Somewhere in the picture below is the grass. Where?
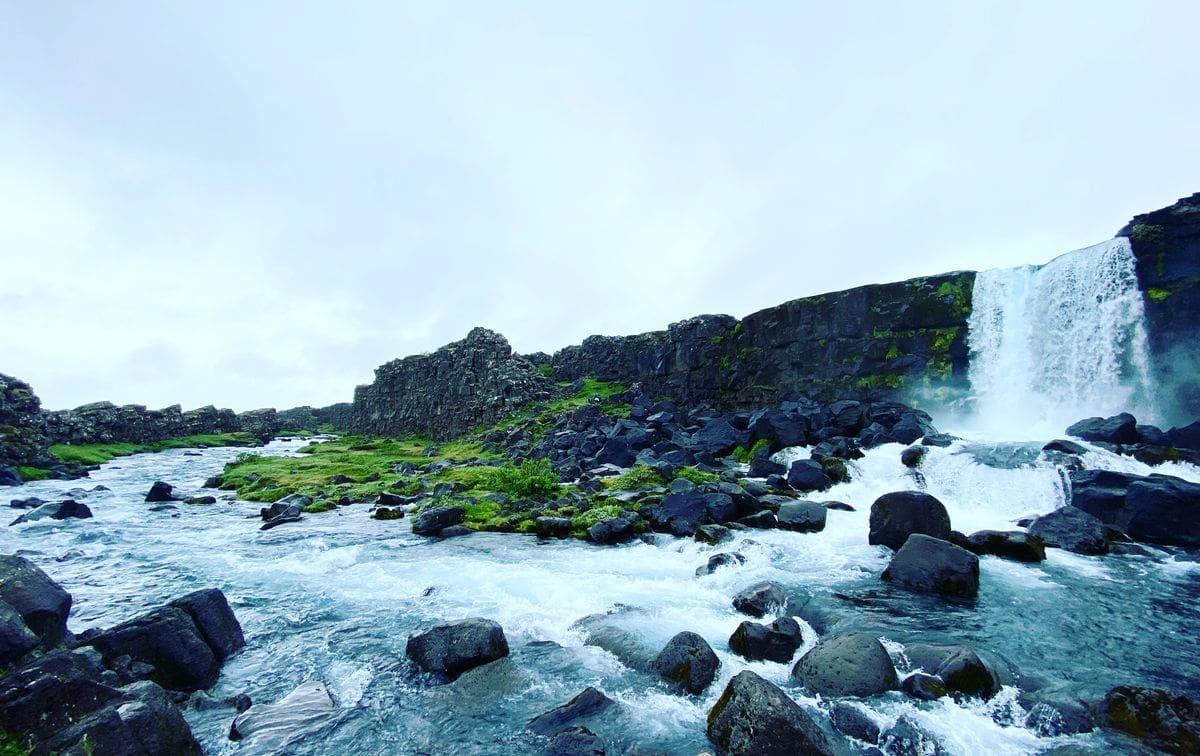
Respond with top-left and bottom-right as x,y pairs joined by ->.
480,459 -> 561,498
49,432 -> 258,466
15,466 -> 53,481
675,467 -> 719,485
603,465 -> 664,490
731,439 -> 771,463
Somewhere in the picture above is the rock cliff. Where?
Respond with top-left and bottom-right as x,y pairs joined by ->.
349,327 -> 558,441
1119,192 -> 1200,422
0,374 -> 55,472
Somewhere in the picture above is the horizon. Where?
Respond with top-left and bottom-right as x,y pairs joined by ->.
4,3 -> 1198,412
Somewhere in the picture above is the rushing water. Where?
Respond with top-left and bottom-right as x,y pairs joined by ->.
966,237 -> 1156,438
4,436 -> 1200,754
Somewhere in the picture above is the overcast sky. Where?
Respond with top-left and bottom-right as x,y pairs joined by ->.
2,2 -> 1197,412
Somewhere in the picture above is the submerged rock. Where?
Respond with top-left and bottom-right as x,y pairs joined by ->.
145,481 -> 183,502
651,631 -> 719,695
706,670 -> 834,755
964,530 -> 1046,562
696,552 -> 746,577
528,686 -> 615,737
229,680 -> 338,749
791,632 -> 898,697
9,498 -> 93,525
881,534 -> 979,598
1027,506 -> 1110,555
775,501 -> 827,532
1104,685 -> 1200,753
405,618 -> 510,680
906,643 -> 1000,700
731,581 -> 786,618
829,700 -> 882,743
868,491 -> 952,550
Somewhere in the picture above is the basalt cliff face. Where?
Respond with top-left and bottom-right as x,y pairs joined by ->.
1120,192 -> 1200,422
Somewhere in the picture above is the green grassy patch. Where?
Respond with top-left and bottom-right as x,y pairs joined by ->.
480,459 -> 561,498
50,432 -> 258,466
1147,287 -> 1172,301
731,438 -> 771,463
603,465 -> 664,490
675,467 -> 719,485
15,466 -> 53,481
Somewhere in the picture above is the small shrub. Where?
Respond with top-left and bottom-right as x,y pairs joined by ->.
603,465 -> 663,490
482,459 -> 561,498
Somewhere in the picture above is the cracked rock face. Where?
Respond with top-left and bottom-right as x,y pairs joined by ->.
350,327 -> 557,441
0,373 -> 54,470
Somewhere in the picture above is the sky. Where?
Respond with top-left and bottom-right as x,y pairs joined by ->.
2,2 -> 1198,412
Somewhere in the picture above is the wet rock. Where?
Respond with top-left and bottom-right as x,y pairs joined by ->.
785,460 -> 833,492
829,700 -> 881,744
727,617 -> 803,663
184,495 -> 216,505
824,500 -> 855,511
411,504 -> 466,536
1066,413 -> 1138,445
536,516 -> 572,539
8,496 -> 45,509
0,554 -> 72,646
901,672 -> 948,700
748,453 -> 786,478
259,494 -> 309,529
541,726 -> 606,756
868,491 -> 952,550
1167,419 -> 1200,451
373,506 -> 404,520
87,606 -> 220,691
1027,506 -> 1110,555
0,601 -> 38,665
881,534 -> 979,599
145,481 -> 183,502
964,530 -> 1046,562
706,670 -> 834,756
900,445 -> 927,468
528,686 -> 615,737
906,643 -> 1000,700
731,581 -> 786,618
587,511 -> 640,544
775,501 -> 827,532
46,679 -> 203,755
439,525 -> 474,538
791,632 -> 898,697
696,552 -> 746,577
1104,685 -> 1200,754
170,588 -> 245,663
651,631 -> 720,695
737,510 -> 777,529
695,524 -> 732,545
646,491 -> 736,537
230,680 -> 338,749
1122,475 -> 1200,547
406,618 -> 510,680
9,498 -> 93,525
0,649 -> 119,742
881,714 -> 944,755
1043,439 -> 1090,455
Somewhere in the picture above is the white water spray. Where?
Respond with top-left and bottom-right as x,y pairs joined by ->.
966,237 -> 1155,437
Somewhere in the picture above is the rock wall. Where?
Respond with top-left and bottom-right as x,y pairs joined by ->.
349,327 -> 558,441
0,374 -> 54,471
550,272 -> 975,410
277,403 -> 353,432
40,402 -> 279,445
1119,192 -> 1200,423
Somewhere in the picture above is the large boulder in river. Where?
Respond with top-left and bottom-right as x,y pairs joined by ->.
145,481 -> 183,502
9,498 -> 93,525
728,617 -> 804,663
785,460 -> 832,493
868,491 -> 952,550
1070,470 -> 1200,547
1027,506 -> 1110,555
1066,413 -> 1138,444
170,588 -> 245,663
964,530 -> 1046,562
1104,685 -> 1200,753
706,670 -> 834,755
906,643 -> 1000,700
791,632 -> 898,697
411,504 -> 466,536
646,491 -> 735,536
651,631 -> 720,695
0,554 -> 72,646
881,534 -> 979,598
406,618 -> 509,680
775,501 -> 827,532
732,581 -> 786,618
88,606 -> 221,692
230,681 -> 338,749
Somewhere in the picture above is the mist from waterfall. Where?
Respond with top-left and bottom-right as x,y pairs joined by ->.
965,237 -> 1156,438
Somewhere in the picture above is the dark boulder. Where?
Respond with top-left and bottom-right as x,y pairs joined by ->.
0,601 -> 38,665
587,511 -> 640,544
826,400 -> 867,435
259,494 -> 309,530
411,504 -> 466,536
748,452 -> 786,478
737,510 -> 777,529
749,409 -> 808,448
145,481 -> 183,502
964,530 -> 1046,562
891,413 -> 936,444
651,631 -> 720,695
1066,412 -> 1138,444
881,715 -> 943,755
906,643 -> 1000,700
372,506 -> 404,520
9,496 -> 45,509
775,501 -> 827,532
87,606 -> 219,691
1043,439 -> 1090,455
706,670 -> 834,756
791,632 -> 898,697
1028,506 -> 1111,555
868,491 -> 952,550
528,686 -> 615,737
170,588 -> 245,663
405,618 -> 510,680
785,460 -> 832,492
728,617 -> 804,663
0,554 -> 72,646
9,498 -> 93,525
536,516 -> 572,539
902,672 -> 948,700
1069,469 -> 1142,523
732,581 -> 786,618
696,552 -> 746,577
1167,419 -> 1200,450
0,649 -> 121,742
695,524 -> 732,545
0,468 -> 20,487
595,436 -> 635,468
692,418 -> 751,457
541,726 -> 606,756
900,445 -> 927,468
439,525 -> 473,538
45,679 -> 203,755
229,680 -> 338,750
646,492 -> 735,536
881,534 -> 979,599
1104,685 -> 1199,754
1124,476 -> 1200,547
829,700 -> 881,744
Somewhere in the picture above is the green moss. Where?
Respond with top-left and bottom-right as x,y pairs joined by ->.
302,501 -> 337,513
731,322 -> 743,336
14,466 -> 52,481
1147,287 -> 1172,301
50,432 -> 258,466
717,355 -> 732,372
535,363 -> 555,378
603,465 -> 664,490
0,730 -> 30,756
885,343 -> 901,360
675,467 -> 718,485
929,327 -> 959,354
731,438 -> 771,463
570,503 -> 625,532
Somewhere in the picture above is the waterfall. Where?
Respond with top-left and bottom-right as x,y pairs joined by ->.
966,237 -> 1156,437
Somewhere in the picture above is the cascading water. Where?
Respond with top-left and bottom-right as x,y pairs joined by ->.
966,237 -> 1156,437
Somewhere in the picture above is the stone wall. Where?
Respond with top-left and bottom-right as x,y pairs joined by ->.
349,327 -> 558,441
1119,192 -> 1200,423
0,374 -> 54,471
40,402 -> 278,445
277,403 -> 354,433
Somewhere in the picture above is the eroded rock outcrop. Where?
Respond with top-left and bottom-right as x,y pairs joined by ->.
0,374 -> 56,481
